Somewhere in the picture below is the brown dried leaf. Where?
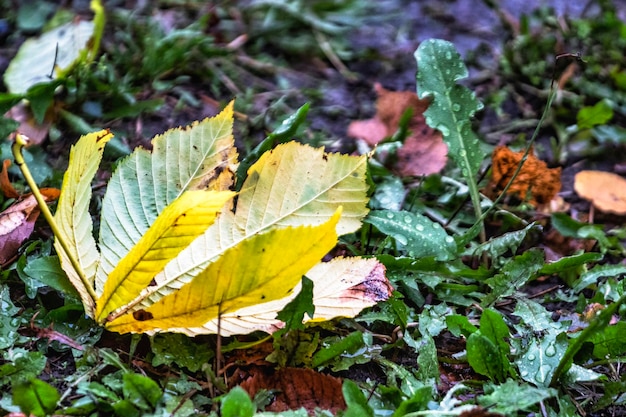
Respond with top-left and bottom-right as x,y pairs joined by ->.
574,170 -> 626,215
0,189 -> 60,266
240,367 -> 345,414
347,83 -> 447,176
486,146 -> 561,206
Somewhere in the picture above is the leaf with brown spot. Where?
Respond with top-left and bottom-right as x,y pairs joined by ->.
347,83 -> 448,176
240,367 -> 345,414
574,170 -> 626,215
486,146 -> 561,206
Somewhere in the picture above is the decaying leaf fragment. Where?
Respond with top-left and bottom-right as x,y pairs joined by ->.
348,83 -> 448,176
0,189 -> 60,266
574,170 -> 626,215
486,146 -> 561,206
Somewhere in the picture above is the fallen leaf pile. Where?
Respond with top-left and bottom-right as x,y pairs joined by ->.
574,170 -> 626,215
486,145 -> 561,206
0,160 -> 60,266
348,83 -> 448,176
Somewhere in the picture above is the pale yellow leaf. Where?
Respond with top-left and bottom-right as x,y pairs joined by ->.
54,129 -> 112,316
104,208 -> 341,333
176,257 -> 391,336
95,190 -> 234,323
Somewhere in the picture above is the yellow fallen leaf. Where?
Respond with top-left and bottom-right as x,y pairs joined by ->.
96,190 -> 234,323
54,129 -> 113,316
180,257 -> 391,336
104,209 -> 342,333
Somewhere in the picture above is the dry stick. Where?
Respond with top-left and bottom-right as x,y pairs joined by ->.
11,134 -> 97,302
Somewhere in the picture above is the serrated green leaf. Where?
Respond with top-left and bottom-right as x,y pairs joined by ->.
21,256 -> 80,299
471,223 -> 538,260
539,252 -> 603,275
13,379 -> 60,417
483,249 -> 544,306
415,39 -> 485,180
0,350 -> 46,385
590,321 -> 626,359
366,210 -> 456,260
513,298 -> 566,333
312,331 -> 365,368
516,332 -> 568,387
445,315 -> 477,338
478,380 -> 557,414
276,276 -> 315,334
150,334 -> 213,373
573,264 -> 626,293
54,129 -> 113,316
96,102 -> 238,294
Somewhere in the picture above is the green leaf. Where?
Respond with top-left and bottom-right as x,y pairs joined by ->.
445,315 -> 477,338
589,321 -> 626,359
150,334 -> 213,372
21,256 -> 80,299
592,124 -> 626,146
276,276 -> 315,334
513,298 -> 566,332
539,252 -> 603,275
415,39 -> 485,186
312,331 -> 365,368
467,333 -> 507,382
573,264 -> 626,293
0,350 -> 46,385
122,373 -> 162,411
471,223 -> 538,260
478,380 -> 557,414
365,210 -> 456,260
483,249 -> 544,306
0,286 -> 21,349
417,334 -> 439,381
343,380 -> 374,417
516,332 -> 568,387
577,99 -> 614,130
221,386 -> 255,417
13,379 -> 60,417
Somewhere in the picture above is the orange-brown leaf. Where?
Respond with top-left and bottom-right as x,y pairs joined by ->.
486,146 -> 561,206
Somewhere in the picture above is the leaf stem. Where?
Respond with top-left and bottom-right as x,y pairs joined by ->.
12,134 -> 97,302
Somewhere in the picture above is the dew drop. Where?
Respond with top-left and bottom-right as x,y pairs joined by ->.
403,215 -> 413,224
445,236 -> 454,243
445,51 -> 452,60
545,344 -> 557,357
437,124 -> 450,136
395,234 -> 408,245
416,224 -> 425,232
527,354 -> 536,361
520,370 -> 528,377
386,212 -> 394,219
459,149 -> 467,157
452,103 -> 461,112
